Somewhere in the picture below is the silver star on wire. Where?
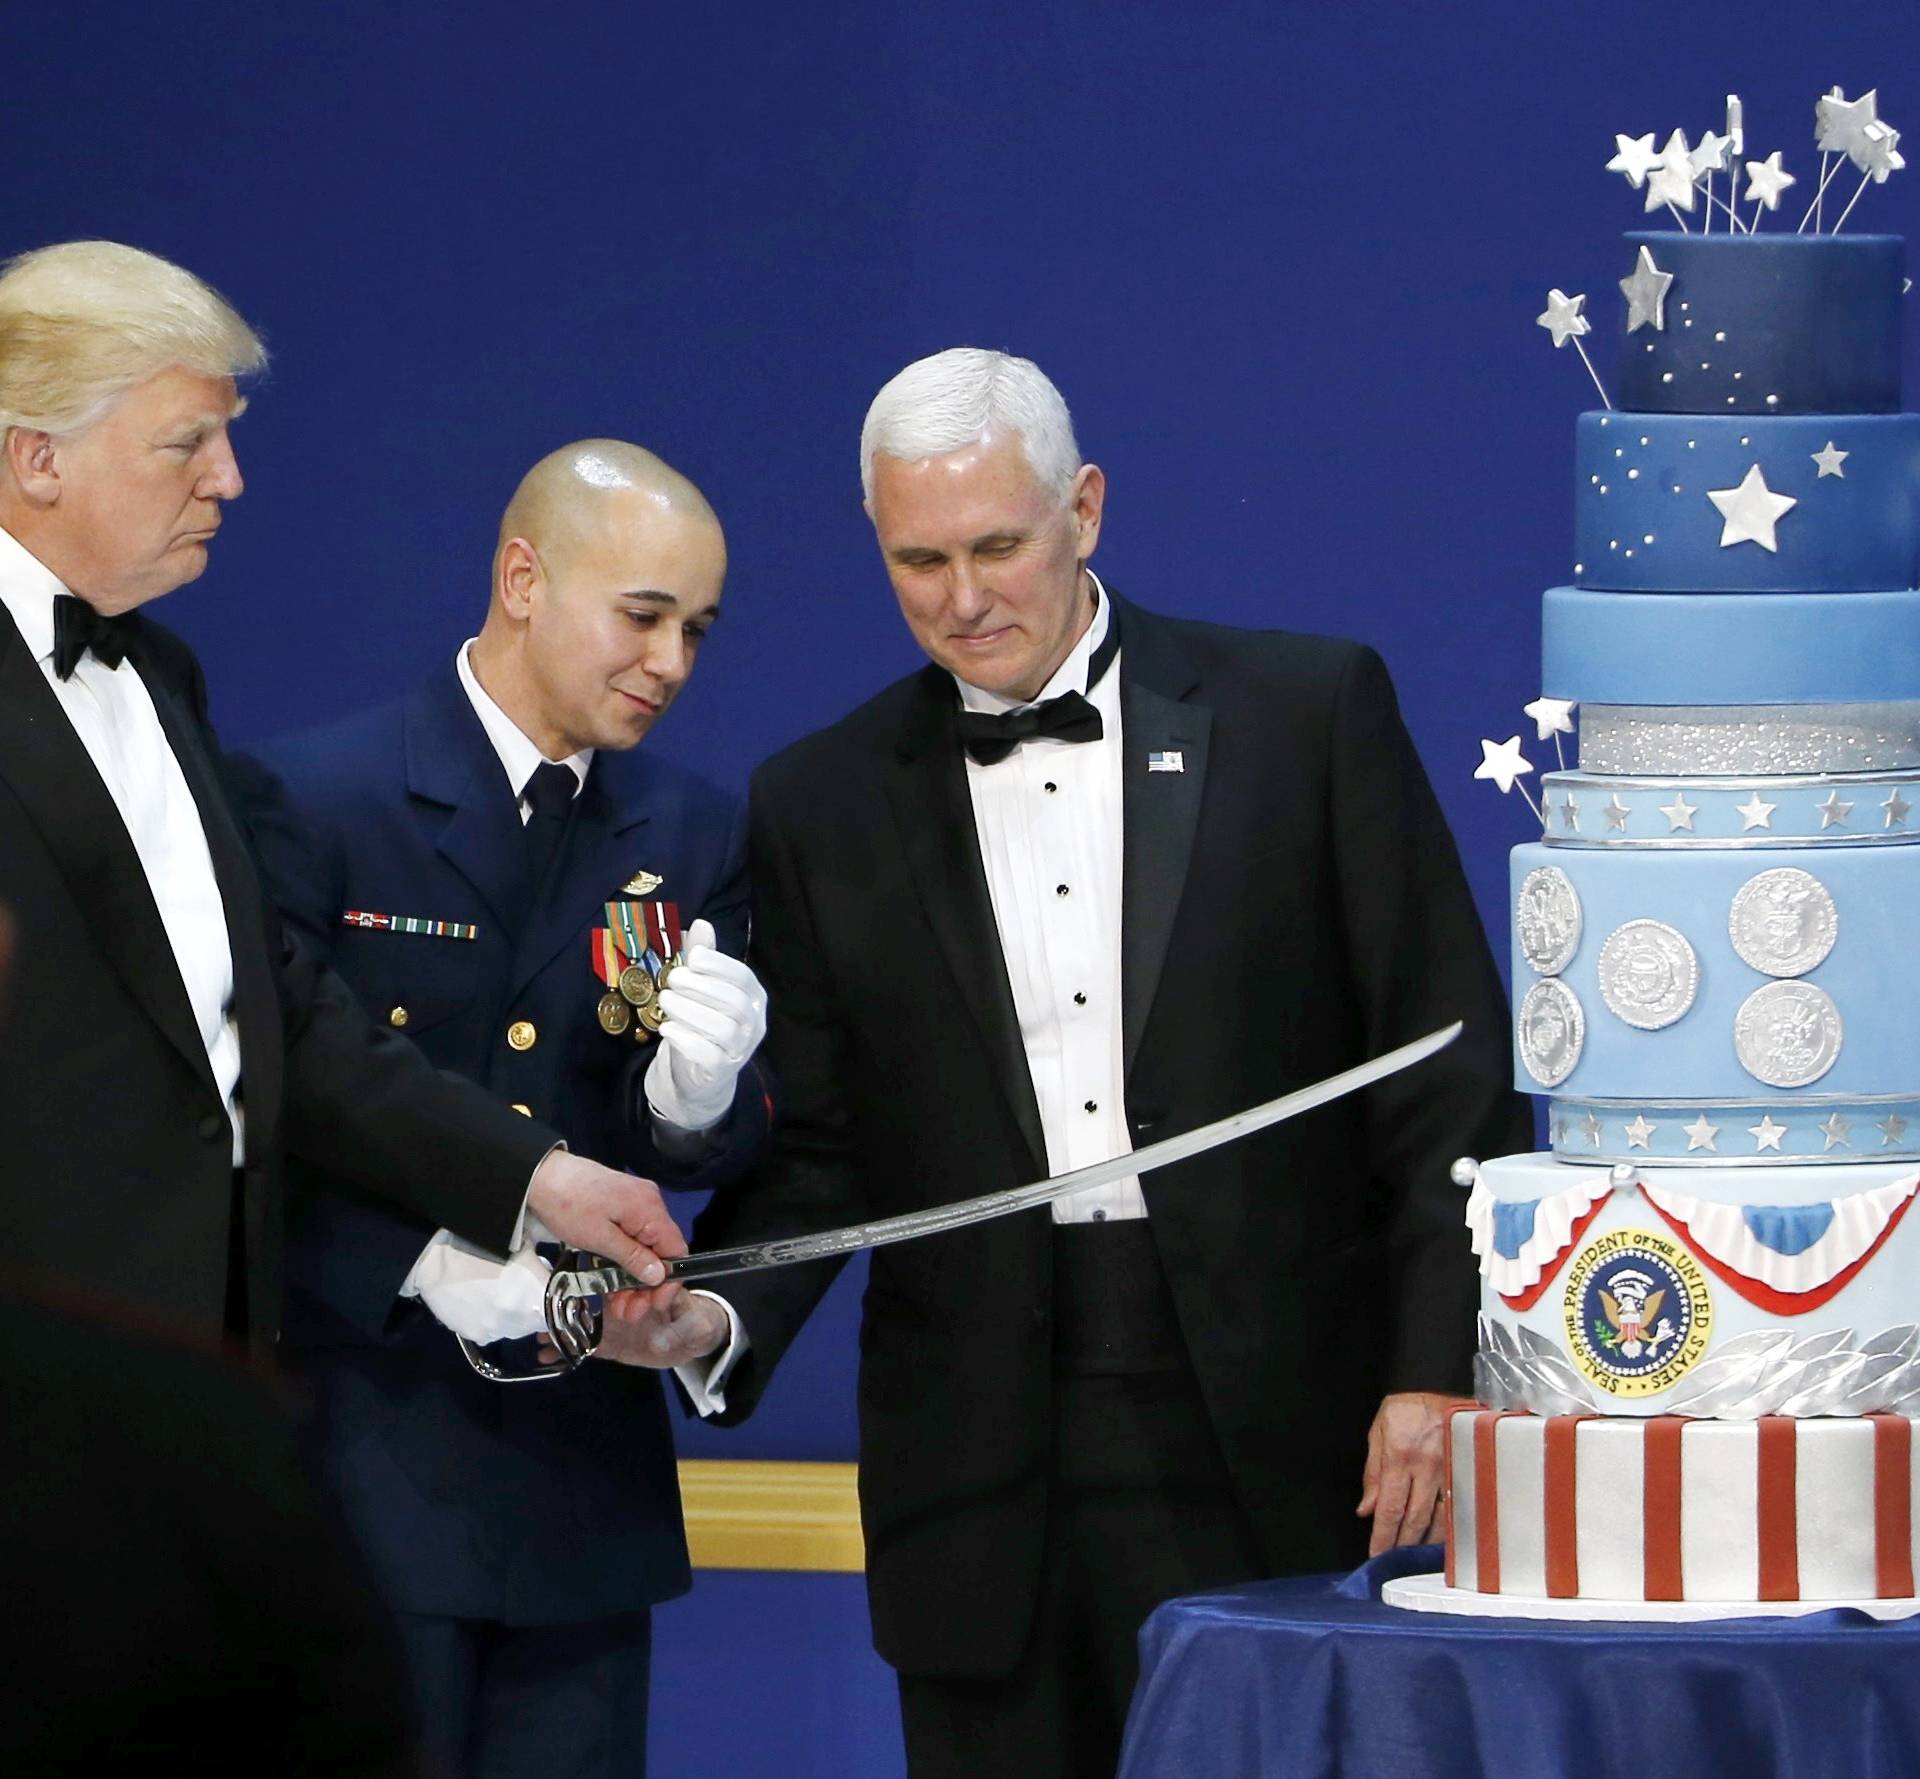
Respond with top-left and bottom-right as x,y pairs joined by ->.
1749,1115 -> 1788,1153
1683,1114 -> 1720,1153
1474,736 -> 1534,795
1817,88 -> 1879,159
1645,130 -> 1698,212
1820,1112 -> 1853,1151
1880,1113 -> 1910,1147
1604,794 -> 1631,831
1736,791 -> 1777,830
1817,790 -> 1854,828
1884,788 -> 1912,828
1537,289 -> 1591,349
1624,1114 -> 1657,1149
1659,793 -> 1697,831
1607,131 -> 1664,188
1524,696 -> 1576,740
1620,245 -> 1674,333
1583,1111 -> 1604,1148
1690,129 -> 1732,177
1857,120 -> 1906,182
1708,464 -> 1797,552
1744,151 -> 1797,211
1812,441 -> 1849,478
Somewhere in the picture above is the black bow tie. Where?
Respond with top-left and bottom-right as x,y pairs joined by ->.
51,595 -> 131,680
953,610 -> 1120,767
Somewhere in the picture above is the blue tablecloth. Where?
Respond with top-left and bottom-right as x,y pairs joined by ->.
1117,1545 -> 1920,1779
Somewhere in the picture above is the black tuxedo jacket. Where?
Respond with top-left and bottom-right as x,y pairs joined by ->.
694,594 -> 1533,1678
0,606 -> 554,1354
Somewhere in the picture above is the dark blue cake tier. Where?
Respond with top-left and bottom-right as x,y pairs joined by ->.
1615,232 -> 1904,416
1574,411 -> 1920,592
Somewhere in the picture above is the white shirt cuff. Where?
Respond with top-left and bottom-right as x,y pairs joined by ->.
674,1290 -> 746,1416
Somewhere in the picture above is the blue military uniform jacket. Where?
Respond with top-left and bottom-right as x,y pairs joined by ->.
239,665 -> 765,1626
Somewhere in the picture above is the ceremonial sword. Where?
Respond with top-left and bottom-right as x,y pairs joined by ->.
471,1020 -> 1462,1379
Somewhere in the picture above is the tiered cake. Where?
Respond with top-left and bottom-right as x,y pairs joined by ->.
1443,121 -> 1920,1611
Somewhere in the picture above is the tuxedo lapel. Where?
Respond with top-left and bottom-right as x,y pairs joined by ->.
883,670 -> 1046,1176
137,648 -> 284,1157
0,607 -> 215,1093
1115,600 -> 1212,1079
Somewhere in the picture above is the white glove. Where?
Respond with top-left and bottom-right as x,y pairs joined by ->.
643,918 -> 767,1133
402,1228 -> 552,1344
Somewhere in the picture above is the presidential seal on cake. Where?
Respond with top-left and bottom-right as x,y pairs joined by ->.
1390,88 -> 1920,1621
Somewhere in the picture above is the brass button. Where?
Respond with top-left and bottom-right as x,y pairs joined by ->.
507,1020 -> 537,1051
388,1006 -> 409,1028
511,1103 -> 533,1117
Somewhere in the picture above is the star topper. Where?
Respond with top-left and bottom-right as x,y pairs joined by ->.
1619,245 -> 1673,333
1645,129 -> 1699,218
1536,290 -> 1611,408
1606,132 -> 1663,189
1744,151 -> 1796,211
1474,736 -> 1544,826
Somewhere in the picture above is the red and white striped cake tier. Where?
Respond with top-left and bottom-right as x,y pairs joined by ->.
1447,1406 -> 1920,1602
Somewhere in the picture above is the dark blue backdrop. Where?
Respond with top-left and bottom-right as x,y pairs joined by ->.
10,4 -> 1920,1769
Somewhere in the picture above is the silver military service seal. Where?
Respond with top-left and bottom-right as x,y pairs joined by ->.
1734,980 -> 1844,1088
1516,867 -> 1583,976
1729,868 -> 1839,979
1518,978 -> 1586,1087
1596,919 -> 1699,1030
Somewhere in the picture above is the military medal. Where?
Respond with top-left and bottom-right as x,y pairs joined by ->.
597,991 -> 633,1035
637,1000 -> 669,1034
618,963 -> 656,1007
590,899 -> 684,1041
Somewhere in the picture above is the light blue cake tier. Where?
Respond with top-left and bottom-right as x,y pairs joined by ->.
1539,770 -> 1920,848
1547,1095 -> 1920,1165
1542,587 -> 1920,705
1574,412 -> 1920,592
1508,840 -> 1920,1099
1614,233 -> 1904,415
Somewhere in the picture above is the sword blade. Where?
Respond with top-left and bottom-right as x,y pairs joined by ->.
650,1019 -> 1463,1286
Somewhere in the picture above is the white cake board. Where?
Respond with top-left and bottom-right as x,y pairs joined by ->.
1382,1571 -> 1920,1624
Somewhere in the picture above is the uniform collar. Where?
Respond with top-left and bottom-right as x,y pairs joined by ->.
455,638 -> 593,801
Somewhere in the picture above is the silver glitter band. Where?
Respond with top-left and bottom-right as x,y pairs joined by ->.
1578,704 -> 1920,777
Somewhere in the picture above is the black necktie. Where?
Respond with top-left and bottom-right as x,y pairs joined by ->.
523,761 -> 578,891
51,594 -> 131,680
953,611 -> 1120,767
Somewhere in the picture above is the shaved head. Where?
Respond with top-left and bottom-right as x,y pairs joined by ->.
497,438 -> 719,575
472,437 -> 728,759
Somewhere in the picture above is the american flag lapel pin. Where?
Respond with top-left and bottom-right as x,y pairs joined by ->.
1147,750 -> 1184,774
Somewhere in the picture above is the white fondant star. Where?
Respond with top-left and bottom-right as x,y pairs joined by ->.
1604,794 -> 1631,831
1857,119 -> 1905,183
1607,131 -> 1663,189
1524,696 -> 1577,740
1707,464 -> 1797,552
1659,792 -> 1697,831
1646,130 -> 1698,212
1561,793 -> 1581,832
1583,1111 -> 1604,1148
1744,151 -> 1797,211
1812,440 -> 1849,478
1537,290 -> 1590,349
1735,791 -> 1777,830
1748,1114 -> 1788,1153
1820,1112 -> 1854,1151
1690,129 -> 1732,177
1683,1113 -> 1720,1153
1474,736 -> 1533,795
1817,789 -> 1854,828
1624,1114 -> 1657,1149
1620,245 -> 1674,333
1884,788 -> 1912,828
1881,1113 -> 1910,1147
1817,88 -> 1879,160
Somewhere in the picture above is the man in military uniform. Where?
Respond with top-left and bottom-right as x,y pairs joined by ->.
239,440 -> 767,1779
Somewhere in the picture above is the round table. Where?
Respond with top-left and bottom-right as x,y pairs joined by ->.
1116,1544 -> 1920,1778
